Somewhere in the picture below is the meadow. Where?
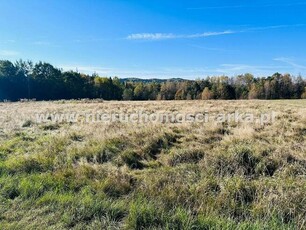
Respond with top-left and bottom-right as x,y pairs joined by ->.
0,100 -> 305,229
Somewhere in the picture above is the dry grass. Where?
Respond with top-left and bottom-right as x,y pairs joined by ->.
0,100 -> 305,229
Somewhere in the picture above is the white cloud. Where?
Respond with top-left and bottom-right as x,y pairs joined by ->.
60,65 -> 113,75
215,61 -> 306,76
188,44 -> 236,52
60,59 -> 306,80
242,24 -> 306,32
274,57 -> 306,69
187,31 -> 235,38
0,50 -> 20,57
127,33 -> 176,40
33,41 -> 52,46
127,24 -> 306,41
60,65 -> 213,78
72,38 -> 107,43
0,40 -> 16,44
58,64 -> 283,79
217,64 -> 285,74
126,31 -> 234,40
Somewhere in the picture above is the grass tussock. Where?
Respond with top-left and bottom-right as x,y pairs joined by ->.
0,100 -> 305,229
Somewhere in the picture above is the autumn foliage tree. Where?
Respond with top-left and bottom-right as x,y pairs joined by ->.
0,59 -> 305,101
302,87 -> 306,99
201,87 -> 212,100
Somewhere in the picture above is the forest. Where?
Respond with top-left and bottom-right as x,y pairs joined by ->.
1,60 -> 306,101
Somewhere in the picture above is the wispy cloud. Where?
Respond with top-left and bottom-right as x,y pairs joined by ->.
188,2 -> 306,10
0,40 -> 16,44
0,50 -> 20,57
127,24 -> 306,41
217,64 -> 286,73
59,61 -> 306,79
32,41 -> 62,48
61,65 -> 113,75
215,60 -> 306,76
33,41 -> 52,46
126,33 -> 175,40
60,64 -> 214,78
187,31 -> 235,38
274,57 -> 306,69
242,24 -> 306,32
72,38 -> 109,43
126,31 -> 234,40
188,44 -> 236,52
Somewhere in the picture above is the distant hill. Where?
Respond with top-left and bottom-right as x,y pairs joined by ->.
119,78 -> 189,83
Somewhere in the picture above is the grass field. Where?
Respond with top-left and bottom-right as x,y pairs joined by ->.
0,100 -> 305,229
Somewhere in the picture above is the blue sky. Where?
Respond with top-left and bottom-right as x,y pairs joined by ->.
1,0 -> 306,79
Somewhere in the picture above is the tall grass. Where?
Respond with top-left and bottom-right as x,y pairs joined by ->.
0,100 -> 305,229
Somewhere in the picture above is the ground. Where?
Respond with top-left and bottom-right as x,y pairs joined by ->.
0,100 -> 305,229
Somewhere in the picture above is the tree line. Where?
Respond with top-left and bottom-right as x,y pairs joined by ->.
1,60 -> 306,101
